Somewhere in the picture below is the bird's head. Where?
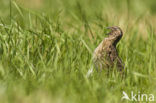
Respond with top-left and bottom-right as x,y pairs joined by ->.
105,26 -> 123,45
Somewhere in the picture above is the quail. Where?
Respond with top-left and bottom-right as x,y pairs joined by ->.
93,26 -> 124,72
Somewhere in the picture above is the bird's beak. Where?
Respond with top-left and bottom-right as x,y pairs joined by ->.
105,27 -> 113,35
106,27 -> 112,29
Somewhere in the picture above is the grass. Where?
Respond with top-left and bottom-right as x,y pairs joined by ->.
0,0 -> 156,103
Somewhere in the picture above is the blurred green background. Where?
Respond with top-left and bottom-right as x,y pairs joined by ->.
0,0 -> 156,103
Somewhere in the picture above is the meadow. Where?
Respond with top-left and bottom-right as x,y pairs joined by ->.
0,0 -> 156,103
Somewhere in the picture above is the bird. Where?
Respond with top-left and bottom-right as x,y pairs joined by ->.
93,26 -> 124,72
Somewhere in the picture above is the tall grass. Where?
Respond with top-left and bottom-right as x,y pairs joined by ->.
0,0 -> 156,103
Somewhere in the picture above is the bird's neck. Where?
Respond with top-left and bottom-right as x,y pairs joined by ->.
106,35 -> 122,46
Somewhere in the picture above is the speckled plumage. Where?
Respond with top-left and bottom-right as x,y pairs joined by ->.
93,26 -> 124,71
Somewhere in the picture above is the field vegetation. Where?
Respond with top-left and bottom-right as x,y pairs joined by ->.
0,0 -> 156,103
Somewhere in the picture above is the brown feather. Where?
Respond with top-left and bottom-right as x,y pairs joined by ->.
93,26 -> 124,71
